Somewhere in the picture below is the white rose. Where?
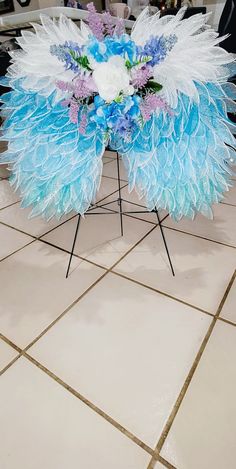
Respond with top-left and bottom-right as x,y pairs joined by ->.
92,56 -> 134,102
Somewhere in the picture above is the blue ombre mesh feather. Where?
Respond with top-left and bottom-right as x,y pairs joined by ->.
1,76 -> 236,220
0,79 -> 105,219
111,79 -> 236,220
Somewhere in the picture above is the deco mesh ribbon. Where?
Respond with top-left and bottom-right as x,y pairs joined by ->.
0,5 -> 236,220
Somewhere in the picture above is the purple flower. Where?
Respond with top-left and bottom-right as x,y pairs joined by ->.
69,101 -> 79,124
73,78 -> 91,99
87,3 -> 104,41
140,93 -> 171,121
131,66 -> 152,88
113,18 -> 125,37
56,80 -> 74,92
102,11 -> 115,36
79,111 -> 88,134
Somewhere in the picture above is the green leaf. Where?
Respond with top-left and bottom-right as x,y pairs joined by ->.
145,80 -> 163,92
125,60 -> 133,70
76,55 -> 92,71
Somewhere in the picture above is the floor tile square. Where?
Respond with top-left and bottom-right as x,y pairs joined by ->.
101,185 -> 167,225
163,203 -> 236,247
161,321 -> 236,469
220,277 -> 236,323
0,203 -> 74,238
222,182 -> 236,206
0,180 -> 19,210
0,165 -> 10,179
0,223 -> 32,260
0,241 -> 104,347
113,228 -> 236,313
102,159 -> 128,182
29,273 -> 211,447
0,338 -> 18,371
95,176 -> 127,204
103,157 -> 114,164
0,357 -> 150,469
42,211 -> 153,268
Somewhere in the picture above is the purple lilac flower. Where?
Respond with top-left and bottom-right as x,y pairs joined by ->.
139,34 -> 177,66
56,80 -> 74,92
87,3 -> 104,41
69,101 -> 79,124
140,93 -> 171,121
131,66 -> 152,89
73,78 -> 92,99
56,77 -> 95,100
113,18 -> 125,37
61,99 -> 71,107
102,11 -> 115,36
79,111 -> 88,134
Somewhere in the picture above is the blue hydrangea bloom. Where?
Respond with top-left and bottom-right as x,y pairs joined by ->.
86,34 -> 137,64
139,34 -> 177,66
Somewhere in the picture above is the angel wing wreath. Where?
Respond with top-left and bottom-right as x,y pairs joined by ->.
0,4 -> 236,221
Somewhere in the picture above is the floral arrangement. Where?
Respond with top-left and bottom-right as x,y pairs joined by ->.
50,3 -> 175,140
0,6 -> 235,220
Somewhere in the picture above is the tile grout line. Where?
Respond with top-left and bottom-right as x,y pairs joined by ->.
1,187 -> 235,259
162,224 -> 236,250
102,174 -> 128,183
111,271 -> 214,319
24,223 -> 157,352
0,226 -> 162,454
23,351 -> 156,458
147,454 -> 177,469
218,315 -> 236,327
0,355 -> 22,376
220,201 -> 236,208
0,205 -> 235,340
146,269 -> 236,469
0,334 -> 23,376
0,185 -> 129,265
157,455 -> 177,469
0,183 -> 128,237
0,222 -> 235,462
0,238 -> 36,264
0,223 -> 158,366
0,333 -> 22,353
0,199 -> 20,212
0,219 -> 37,239
38,238 -> 108,271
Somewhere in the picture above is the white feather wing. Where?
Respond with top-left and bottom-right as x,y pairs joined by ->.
8,14 -> 91,97
131,8 -> 235,107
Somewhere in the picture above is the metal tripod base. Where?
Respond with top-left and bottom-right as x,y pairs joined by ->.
66,151 -> 175,278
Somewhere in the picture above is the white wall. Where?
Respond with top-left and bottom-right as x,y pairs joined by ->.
196,0 -> 225,29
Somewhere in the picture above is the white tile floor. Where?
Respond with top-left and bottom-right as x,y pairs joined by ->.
0,155 -> 236,469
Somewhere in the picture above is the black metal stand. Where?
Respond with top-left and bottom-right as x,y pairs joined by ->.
66,151 -> 175,278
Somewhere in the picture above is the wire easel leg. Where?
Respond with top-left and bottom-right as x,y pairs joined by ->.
155,209 -> 175,277
116,152 -> 124,237
66,214 -> 81,278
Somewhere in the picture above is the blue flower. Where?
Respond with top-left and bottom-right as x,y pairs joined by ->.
86,33 -> 138,64
139,34 -> 177,66
86,37 -> 108,62
50,41 -> 84,73
105,34 -> 137,62
90,95 -> 142,137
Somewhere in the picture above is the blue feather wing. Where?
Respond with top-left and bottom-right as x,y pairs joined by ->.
111,82 -> 236,220
0,81 -> 105,220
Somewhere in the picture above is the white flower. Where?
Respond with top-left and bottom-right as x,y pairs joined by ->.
92,56 -> 134,102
